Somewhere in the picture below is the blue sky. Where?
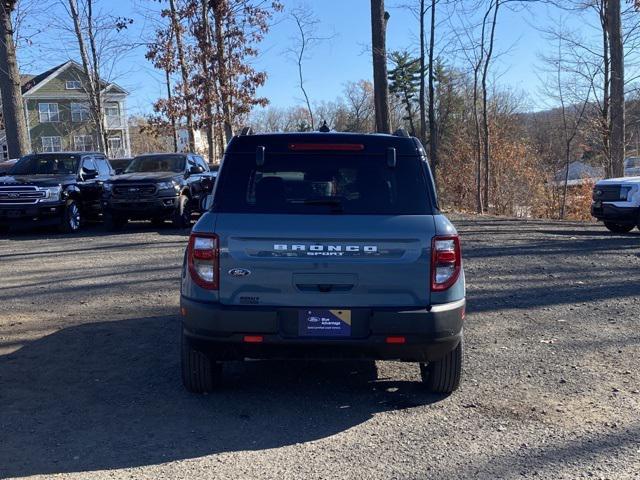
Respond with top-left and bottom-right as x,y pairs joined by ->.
17,0 -> 595,116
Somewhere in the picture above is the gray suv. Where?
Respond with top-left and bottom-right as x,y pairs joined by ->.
180,131 -> 466,393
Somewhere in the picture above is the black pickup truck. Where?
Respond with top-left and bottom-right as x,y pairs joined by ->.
102,153 -> 216,229
0,152 -> 113,233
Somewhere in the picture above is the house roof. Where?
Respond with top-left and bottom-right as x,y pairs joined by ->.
21,60 -> 128,96
21,62 -> 68,94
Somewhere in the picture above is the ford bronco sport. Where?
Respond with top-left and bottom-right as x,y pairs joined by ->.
180,131 -> 466,393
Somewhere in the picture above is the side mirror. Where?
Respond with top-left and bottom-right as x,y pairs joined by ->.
190,165 -> 204,175
115,168 -> 124,175
81,167 -> 98,180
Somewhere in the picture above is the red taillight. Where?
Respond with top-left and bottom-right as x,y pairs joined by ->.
386,336 -> 406,344
243,335 -> 264,343
188,233 -> 219,290
431,235 -> 461,292
288,143 -> 365,151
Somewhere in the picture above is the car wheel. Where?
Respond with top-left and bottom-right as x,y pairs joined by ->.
105,213 -> 127,231
59,200 -> 81,233
181,331 -> 222,393
172,195 -> 191,229
420,335 -> 463,394
604,221 -> 634,233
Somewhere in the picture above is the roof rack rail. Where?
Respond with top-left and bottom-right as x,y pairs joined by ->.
393,128 -> 410,138
239,126 -> 254,136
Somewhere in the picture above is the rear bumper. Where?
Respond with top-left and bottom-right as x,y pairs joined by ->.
104,196 -> 178,217
0,203 -> 64,225
180,297 -> 465,362
591,203 -> 639,224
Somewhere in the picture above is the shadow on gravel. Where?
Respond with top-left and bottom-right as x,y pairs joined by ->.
0,315 -> 441,478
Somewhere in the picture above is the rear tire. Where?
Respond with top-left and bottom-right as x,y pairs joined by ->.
105,213 -> 127,231
604,222 -> 634,233
172,195 -> 191,229
59,200 -> 81,233
420,336 -> 463,394
181,332 -> 222,393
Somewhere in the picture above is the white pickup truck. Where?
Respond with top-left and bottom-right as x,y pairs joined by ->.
591,177 -> 640,233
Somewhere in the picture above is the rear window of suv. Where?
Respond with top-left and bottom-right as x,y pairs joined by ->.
214,153 -> 432,215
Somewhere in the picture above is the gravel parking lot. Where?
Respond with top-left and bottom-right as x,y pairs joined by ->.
0,216 -> 639,479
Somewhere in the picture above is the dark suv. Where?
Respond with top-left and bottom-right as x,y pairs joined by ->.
0,152 -> 113,233
103,153 -> 215,229
180,131 -> 465,393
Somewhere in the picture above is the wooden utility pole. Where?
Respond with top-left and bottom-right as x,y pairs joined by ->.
370,0 -> 391,134
419,0 -> 426,144
608,0 -> 625,178
0,1 -> 30,158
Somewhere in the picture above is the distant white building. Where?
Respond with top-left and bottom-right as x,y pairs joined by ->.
176,127 -> 207,155
553,161 -> 603,187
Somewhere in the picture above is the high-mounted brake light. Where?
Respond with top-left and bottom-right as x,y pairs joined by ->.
288,143 -> 365,152
431,235 -> 461,292
188,233 -> 219,290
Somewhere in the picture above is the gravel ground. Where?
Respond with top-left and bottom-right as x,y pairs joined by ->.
0,216 -> 639,480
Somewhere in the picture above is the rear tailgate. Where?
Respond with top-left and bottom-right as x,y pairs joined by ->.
216,213 -> 435,308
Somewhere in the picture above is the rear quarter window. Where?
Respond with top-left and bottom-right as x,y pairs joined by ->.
214,153 -> 433,215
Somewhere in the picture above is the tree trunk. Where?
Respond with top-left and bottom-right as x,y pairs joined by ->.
427,0 -> 437,183
212,0 -> 234,144
169,0 -> 196,152
599,3 -> 611,177
370,0 -> 391,134
200,0 -> 215,163
165,70 -> 178,153
481,0 -> 499,212
87,0 -> 107,155
0,1 -> 29,158
607,0 -> 625,178
419,0 -> 426,144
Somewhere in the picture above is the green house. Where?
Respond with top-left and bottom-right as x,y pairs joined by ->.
1,60 -> 131,160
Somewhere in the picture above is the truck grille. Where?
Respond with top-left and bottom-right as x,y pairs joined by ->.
113,184 -> 157,197
0,186 -> 46,205
593,185 -> 621,201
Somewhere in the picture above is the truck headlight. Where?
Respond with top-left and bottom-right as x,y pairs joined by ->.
44,186 -> 62,199
157,181 -> 179,191
620,186 -> 632,201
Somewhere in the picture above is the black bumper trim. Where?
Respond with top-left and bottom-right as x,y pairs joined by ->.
591,204 -> 639,224
180,297 -> 465,362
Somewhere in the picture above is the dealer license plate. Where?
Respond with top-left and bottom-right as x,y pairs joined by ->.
298,309 -> 352,337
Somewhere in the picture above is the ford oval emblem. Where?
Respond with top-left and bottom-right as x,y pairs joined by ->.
228,268 -> 251,277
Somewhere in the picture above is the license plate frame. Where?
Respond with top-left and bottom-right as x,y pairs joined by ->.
298,309 -> 352,337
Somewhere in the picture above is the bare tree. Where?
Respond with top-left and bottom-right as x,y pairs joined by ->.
287,6 -> 332,131
371,0 -> 391,133
481,0 -> 499,211
539,25 -> 592,218
168,0 -> 196,152
428,0 -> 438,180
0,0 -> 30,157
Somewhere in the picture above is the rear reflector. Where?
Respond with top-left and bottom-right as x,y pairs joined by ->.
288,143 -> 365,152
243,335 -> 264,343
386,336 -> 406,344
